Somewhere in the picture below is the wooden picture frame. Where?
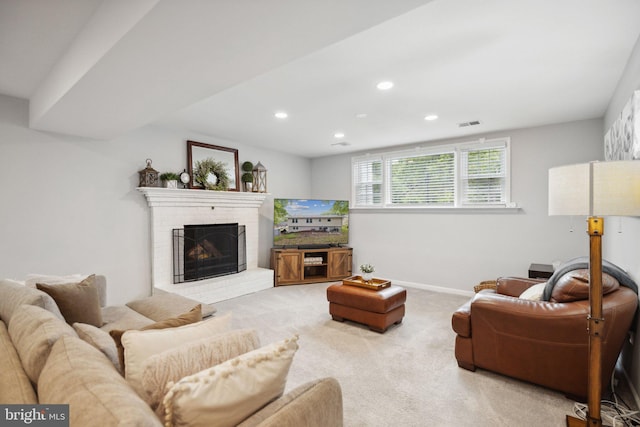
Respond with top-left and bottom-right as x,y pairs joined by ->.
187,140 -> 240,191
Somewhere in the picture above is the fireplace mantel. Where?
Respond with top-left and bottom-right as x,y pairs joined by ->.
137,187 -> 267,208
137,187 -> 273,303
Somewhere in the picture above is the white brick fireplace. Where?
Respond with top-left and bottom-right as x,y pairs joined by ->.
138,187 -> 273,303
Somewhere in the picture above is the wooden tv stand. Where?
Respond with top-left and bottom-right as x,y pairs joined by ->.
271,247 -> 353,286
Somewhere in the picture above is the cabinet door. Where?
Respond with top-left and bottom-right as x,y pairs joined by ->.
274,251 -> 303,285
328,249 -> 352,279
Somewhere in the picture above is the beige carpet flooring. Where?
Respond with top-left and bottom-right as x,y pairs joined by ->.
212,282 -> 579,426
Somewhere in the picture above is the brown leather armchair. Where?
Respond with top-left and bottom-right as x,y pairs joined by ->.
451,273 -> 638,400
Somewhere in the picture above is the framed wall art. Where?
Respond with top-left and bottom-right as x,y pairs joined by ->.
604,90 -> 640,161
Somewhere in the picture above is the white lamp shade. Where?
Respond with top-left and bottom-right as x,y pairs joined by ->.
549,160 -> 640,216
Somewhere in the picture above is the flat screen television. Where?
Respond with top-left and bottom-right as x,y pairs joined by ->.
273,199 -> 349,248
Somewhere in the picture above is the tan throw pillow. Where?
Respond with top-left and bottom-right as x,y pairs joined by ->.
127,292 -> 216,320
122,312 -> 232,397
142,329 -> 261,412
519,282 -> 547,301
38,335 -> 162,427
73,322 -> 121,373
0,278 -> 63,323
36,275 -> 103,327
109,304 -> 203,373
162,335 -> 298,427
7,304 -> 77,383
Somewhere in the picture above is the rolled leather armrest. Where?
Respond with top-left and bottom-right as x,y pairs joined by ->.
496,277 -> 545,297
451,300 -> 472,337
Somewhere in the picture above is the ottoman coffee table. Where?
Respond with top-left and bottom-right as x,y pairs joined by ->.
326,281 -> 406,333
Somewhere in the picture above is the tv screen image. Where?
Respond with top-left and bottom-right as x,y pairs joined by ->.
274,199 -> 349,248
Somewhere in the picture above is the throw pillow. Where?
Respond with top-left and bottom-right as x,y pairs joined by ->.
142,329 -> 260,412
519,282 -> 547,301
127,292 -> 216,320
73,322 -> 121,373
550,269 -> 620,303
122,312 -> 231,398
7,304 -> 77,383
36,275 -> 103,327
38,335 -> 162,427
109,304 -> 203,373
162,335 -> 299,427
26,274 -> 107,307
0,278 -> 63,323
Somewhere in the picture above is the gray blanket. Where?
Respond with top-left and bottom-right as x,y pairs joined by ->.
542,256 -> 638,301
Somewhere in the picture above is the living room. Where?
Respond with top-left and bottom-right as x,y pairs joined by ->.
1,1 -> 640,426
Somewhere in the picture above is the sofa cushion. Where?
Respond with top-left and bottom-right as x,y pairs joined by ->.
73,322 -> 121,372
100,305 -> 155,332
110,304 -> 203,373
162,335 -> 298,427
8,304 -> 77,383
123,312 -> 231,397
127,291 -> 216,320
550,269 -> 620,303
36,275 -> 103,327
38,335 -> 162,427
0,278 -> 63,323
25,274 -> 107,307
0,320 -> 37,404
143,329 -> 260,413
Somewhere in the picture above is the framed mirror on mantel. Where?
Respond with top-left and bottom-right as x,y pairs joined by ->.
187,140 -> 240,191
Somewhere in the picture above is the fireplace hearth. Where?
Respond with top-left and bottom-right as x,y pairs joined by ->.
173,223 -> 246,283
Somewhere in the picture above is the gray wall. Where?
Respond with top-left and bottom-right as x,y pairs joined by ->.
311,119 -> 603,292
0,94 -> 310,305
603,35 -> 640,401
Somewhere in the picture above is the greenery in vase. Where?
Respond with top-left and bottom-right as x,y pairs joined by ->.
360,264 -> 375,274
160,172 -> 179,181
241,172 -> 254,183
241,161 -> 254,172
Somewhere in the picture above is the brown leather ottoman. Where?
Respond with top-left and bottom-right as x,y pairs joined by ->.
326,283 -> 406,333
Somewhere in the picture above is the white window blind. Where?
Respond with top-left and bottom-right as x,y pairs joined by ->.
388,152 -> 455,205
460,144 -> 506,205
352,157 -> 383,206
352,137 -> 510,209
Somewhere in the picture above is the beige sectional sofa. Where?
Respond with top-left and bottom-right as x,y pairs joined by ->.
0,275 -> 343,426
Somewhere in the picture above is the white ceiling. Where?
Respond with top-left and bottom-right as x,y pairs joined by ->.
1,0 -> 639,158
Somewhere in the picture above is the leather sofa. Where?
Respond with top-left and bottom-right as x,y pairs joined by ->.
452,271 -> 638,400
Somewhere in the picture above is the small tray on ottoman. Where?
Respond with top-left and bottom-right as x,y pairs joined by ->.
342,276 -> 390,290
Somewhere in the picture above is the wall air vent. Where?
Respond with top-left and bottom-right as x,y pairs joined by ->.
458,120 -> 481,128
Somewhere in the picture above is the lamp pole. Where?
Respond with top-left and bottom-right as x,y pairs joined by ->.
566,216 -> 604,427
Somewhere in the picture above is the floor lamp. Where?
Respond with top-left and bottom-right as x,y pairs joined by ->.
549,160 -> 640,427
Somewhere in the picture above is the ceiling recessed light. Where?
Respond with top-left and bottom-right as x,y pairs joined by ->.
376,81 -> 394,90
274,111 -> 288,119
424,114 -> 438,121
334,132 -> 345,139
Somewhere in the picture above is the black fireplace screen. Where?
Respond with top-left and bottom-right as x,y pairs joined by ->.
173,223 -> 246,283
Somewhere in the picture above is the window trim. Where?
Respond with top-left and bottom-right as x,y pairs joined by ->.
351,137 -> 515,211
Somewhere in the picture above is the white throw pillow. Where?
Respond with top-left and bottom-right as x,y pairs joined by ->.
122,313 -> 231,396
519,282 -> 547,301
162,335 -> 299,427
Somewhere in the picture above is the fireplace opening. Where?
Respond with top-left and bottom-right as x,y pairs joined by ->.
173,223 -> 246,283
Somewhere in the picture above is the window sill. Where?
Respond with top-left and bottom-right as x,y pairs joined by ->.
350,205 -> 522,214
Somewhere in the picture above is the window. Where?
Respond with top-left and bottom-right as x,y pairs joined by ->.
352,138 -> 510,209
